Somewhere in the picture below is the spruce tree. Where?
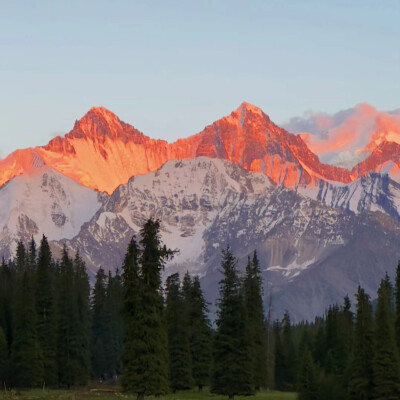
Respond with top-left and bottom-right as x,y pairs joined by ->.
281,311 -> 296,390
121,237 -> 142,394
57,246 -> 79,388
73,251 -> 91,385
135,218 -> 171,396
372,275 -> 400,399
91,267 -> 108,380
28,237 -> 37,271
348,287 -> 374,400
11,269 -> 44,387
273,320 -> 285,390
244,251 -> 267,390
0,326 -> 8,387
186,275 -> 212,391
15,240 -> 27,271
104,270 -> 123,378
166,273 -> 193,391
211,247 -> 254,399
0,259 -> 14,363
297,349 -> 318,400
35,235 -> 57,387
122,219 -> 173,398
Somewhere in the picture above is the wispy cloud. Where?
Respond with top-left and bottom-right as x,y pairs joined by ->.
283,104 -> 400,168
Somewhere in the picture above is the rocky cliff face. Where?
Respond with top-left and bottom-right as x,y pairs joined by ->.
49,158 -> 400,321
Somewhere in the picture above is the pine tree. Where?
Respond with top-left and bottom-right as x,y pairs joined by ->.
244,251 -> 267,389
135,218 -> 171,396
121,237 -> 143,394
73,251 -> 91,385
166,273 -> 193,391
338,296 -> 353,395
324,304 -> 340,374
348,287 -> 374,400
122,219 -> 173,398
35,235 -> 57,387
11,269 -> 44,387
211,247 -> 254,399
104,270 -> 123,379
372,275 -> 400,399
15,240 -> 27,271
91,267 -> 108,380
273,320 -> 285,390
57,246 -> 79,388
28,236 -> 37,271
281,311 -> 296,390
0,326 -> 8,387
185,274 -> 212,391
297,349 -> 318,400
0,259 -> 14,365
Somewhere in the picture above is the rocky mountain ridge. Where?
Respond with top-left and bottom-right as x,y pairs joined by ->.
44,157 -> 400,320
1,103 -> 400,320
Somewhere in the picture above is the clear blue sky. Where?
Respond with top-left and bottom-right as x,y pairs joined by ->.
1,0 -> 399,157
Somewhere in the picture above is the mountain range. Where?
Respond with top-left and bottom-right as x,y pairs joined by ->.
1,102 -> 400,321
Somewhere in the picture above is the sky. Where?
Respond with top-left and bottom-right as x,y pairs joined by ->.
0,0 -> 399,157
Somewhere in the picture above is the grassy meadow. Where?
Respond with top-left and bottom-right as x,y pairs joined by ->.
0,387 -> 296,400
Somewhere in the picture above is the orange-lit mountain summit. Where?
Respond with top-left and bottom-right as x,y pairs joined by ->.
1,102 -> 400,195
2,102 -> 400,321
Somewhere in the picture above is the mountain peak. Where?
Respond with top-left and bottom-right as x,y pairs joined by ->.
71,106 -> 127,140
235,101 -> 265,118
240,101 -> 262,111
78,106 -> 121,127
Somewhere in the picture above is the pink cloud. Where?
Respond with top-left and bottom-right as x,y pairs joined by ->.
284,103 -> 400,168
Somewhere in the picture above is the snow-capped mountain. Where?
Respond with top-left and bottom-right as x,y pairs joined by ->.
0,166 -> 103,259
1,102 -> 400,320
298,172 -> 400,222
0,102 -> 354,194
52,158 -> 400,321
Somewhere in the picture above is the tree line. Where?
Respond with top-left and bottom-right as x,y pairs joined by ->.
1,218 -> 400,400
293,269 -> 400,400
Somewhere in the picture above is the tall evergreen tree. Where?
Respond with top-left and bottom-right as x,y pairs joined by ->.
244,251 -> 267,390
185,274 -> 212,391
348,287 -> 374,400
273,320 -> 285,390
121,237 -> 142,394
73,251 -> 91,385
28,237 -> 37,271
122,219 -> 173,399
104,270 -> 123,378
15,240 -> 27,272
91,267 -> 109,380
281,311 -> 296,390
297,349 -> 318,400
0,326 -> 8,387
372,275 -> 400,399
57,246 -> 79,388
35,235 -> 57,387
211,247 -> 254,399
166,273 -> 193,391
11,269 -> 44,387
0,259 -> 14,361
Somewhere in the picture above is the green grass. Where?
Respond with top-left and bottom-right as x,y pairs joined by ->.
0,387 -> 296,400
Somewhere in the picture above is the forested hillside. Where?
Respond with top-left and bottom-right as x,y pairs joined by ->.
1,219 -> 400,400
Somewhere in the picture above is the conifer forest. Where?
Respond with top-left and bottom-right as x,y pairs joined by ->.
1,218 -> 400,400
